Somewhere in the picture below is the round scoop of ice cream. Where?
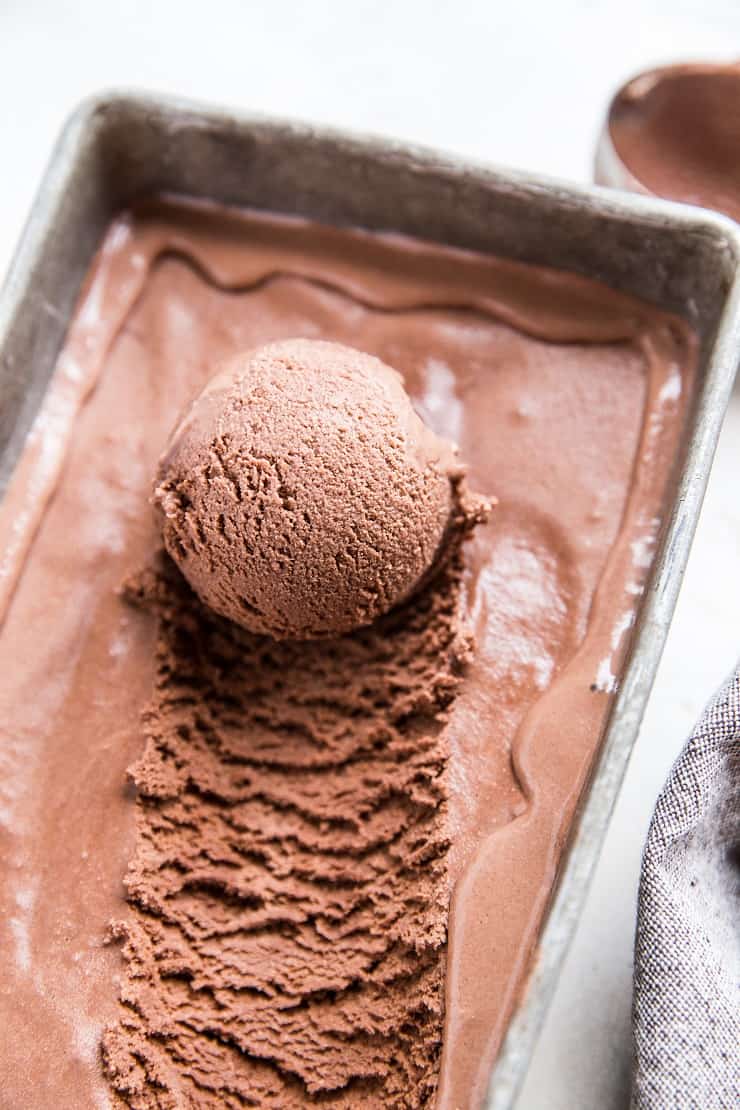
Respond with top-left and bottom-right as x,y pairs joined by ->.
153,338 -> 478,640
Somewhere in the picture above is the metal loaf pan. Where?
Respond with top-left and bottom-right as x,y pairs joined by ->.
1,94 -> 739,1108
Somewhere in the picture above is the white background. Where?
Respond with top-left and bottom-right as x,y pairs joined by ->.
2,3 -> 739,1107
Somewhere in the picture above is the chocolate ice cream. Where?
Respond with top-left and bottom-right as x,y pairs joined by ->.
604,62 -> 740,221
0,198 -> 697,1109
154,338 -> 485,640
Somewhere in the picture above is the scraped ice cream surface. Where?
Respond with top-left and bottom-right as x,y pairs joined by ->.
0,198 -> 696,1109
154,338 -> 487,640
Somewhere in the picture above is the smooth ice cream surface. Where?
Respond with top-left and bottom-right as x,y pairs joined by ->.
608,62 -> 740,221
154,338 -> 482,640
0,198 -> 696,1109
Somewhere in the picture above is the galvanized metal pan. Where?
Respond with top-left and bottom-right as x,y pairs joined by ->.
1,93 -> 739,1109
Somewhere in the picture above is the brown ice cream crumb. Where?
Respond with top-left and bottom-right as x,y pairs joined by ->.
101,550 -> 474,1107
153,339 -> 486,640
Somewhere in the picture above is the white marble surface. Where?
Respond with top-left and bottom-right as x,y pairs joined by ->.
2,3 -> 739,1107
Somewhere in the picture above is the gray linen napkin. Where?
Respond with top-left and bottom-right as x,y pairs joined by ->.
632,668 -> 740,1109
